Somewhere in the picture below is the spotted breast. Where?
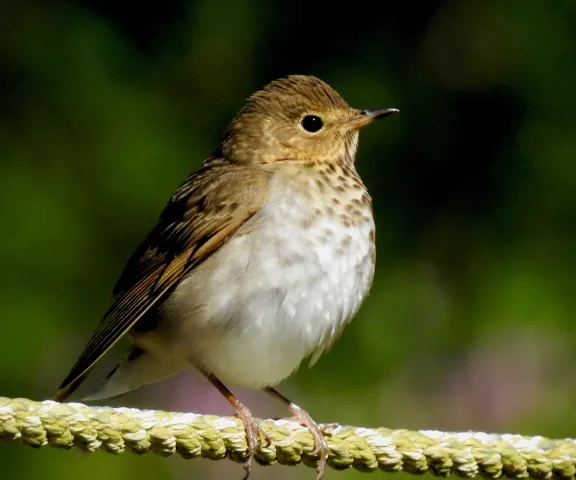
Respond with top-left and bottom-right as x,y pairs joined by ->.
163,161 -> 376,388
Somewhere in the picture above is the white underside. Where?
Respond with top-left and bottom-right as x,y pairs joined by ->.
162,174 -> 375,388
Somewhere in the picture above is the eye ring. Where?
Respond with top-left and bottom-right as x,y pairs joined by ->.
301,115 -> 324,133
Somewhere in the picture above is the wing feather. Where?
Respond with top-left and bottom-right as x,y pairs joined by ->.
55,157 -> 270,401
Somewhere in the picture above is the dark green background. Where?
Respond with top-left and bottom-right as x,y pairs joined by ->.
1,1 -> 575,479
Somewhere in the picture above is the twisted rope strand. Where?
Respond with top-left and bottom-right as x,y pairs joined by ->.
1,397 -> 574,478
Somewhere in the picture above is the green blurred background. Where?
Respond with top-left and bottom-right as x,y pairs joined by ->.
1,0 -> 575,478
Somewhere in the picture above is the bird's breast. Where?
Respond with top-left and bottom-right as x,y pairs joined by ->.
163,167 -> 376,388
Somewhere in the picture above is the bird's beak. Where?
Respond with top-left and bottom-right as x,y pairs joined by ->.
348,108 -> 399,130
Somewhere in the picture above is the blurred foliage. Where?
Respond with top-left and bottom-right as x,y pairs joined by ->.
1,0 -> 575,479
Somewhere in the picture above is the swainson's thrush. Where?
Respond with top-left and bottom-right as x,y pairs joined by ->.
55,75 -> 398,479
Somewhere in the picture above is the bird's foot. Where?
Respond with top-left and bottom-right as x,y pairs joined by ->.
264,387 -> 328,480
288,403 -> 328,480
234,400 -> 271,480
199,370 -> 270,479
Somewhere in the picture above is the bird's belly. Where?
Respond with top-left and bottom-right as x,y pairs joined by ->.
164,198 -> 375,388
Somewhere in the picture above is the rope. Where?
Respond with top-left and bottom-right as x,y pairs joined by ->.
1,397 -> 574,478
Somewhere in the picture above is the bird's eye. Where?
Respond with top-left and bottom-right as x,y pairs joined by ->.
301,115 -> 324,133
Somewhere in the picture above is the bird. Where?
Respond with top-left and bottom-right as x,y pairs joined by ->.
55,74 -> 398,479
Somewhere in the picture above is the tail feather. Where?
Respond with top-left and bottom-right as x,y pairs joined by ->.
82,348 -> 181,402
54,372 -> 90,402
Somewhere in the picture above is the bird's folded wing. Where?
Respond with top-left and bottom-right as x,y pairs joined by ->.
55,157 -> 271,401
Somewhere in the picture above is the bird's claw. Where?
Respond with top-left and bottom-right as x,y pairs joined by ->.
235,402 -> 270,479
289,405 -> 329,479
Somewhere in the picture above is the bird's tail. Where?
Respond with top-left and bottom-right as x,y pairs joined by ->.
54,373 -> 90,402
82,347 -> 180,402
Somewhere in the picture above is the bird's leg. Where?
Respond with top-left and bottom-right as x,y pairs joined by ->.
199,370 -> 270,479
264,387 -> 328,480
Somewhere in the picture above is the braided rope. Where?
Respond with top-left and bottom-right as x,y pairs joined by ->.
1,397 -> 574,478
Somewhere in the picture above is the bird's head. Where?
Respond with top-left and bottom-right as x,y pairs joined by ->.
221,75 -> 398,165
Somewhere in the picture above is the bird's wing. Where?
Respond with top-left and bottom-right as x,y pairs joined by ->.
55,157 -> 271,401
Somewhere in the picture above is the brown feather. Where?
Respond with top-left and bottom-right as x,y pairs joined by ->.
55,156 -> 271,401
